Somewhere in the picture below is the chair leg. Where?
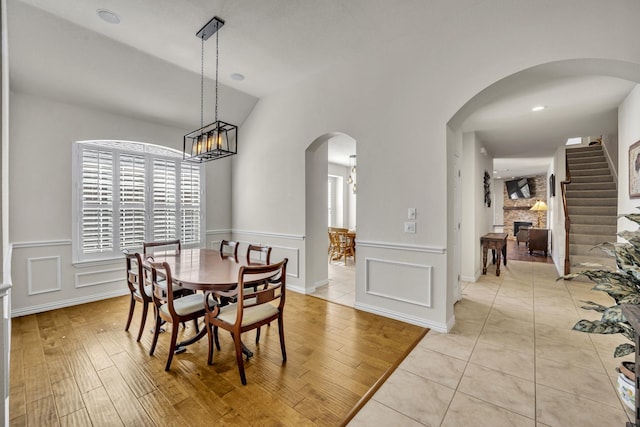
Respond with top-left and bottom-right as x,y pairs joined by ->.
136,302 -> 148,342
193,318 -> 199,333
165,322 -> 179,371
278,316 -> 287,362
231,333 -> 247,385
214,326 -> 221,351
124,296 -> 135,332
149,314 -> 162,356
206,323 -> 215,365
255,327 -> 261,344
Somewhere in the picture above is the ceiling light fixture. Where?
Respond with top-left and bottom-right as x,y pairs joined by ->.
230,73 -> 245,81
97,9 -> 121,24
347,155 -> 357,194
531,105 -> 546,112
184,16 -> 237,162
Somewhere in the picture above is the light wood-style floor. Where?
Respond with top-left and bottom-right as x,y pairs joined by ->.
9,291 -> 426,426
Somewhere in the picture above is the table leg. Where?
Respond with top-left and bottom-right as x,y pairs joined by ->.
175,326 -> 253,359
495,249 -> 502,276
502,243 -> 507,266
482,247 -> 488,275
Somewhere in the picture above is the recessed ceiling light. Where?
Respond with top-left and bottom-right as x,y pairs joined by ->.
531,105 -> 546,112
97,9 -> 121,24
230,73 -> 245,81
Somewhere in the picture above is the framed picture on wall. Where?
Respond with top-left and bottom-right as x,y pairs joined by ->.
630,140 -> 640,198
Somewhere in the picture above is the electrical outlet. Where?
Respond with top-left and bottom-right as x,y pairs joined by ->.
404,222 -> 416,233
408,208 -> 416,220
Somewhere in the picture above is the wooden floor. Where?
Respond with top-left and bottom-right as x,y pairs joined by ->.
506,239 -> 553,264
9,292 -> 426,426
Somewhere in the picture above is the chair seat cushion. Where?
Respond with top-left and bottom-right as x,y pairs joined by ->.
134,284 -> 153,299
159,293 -> 206,317
217,303 -> 278,326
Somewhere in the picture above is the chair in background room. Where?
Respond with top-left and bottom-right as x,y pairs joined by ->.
124,252 -> 152,342
148,261 -> 212,371
246,244 -> 272,265
516,227 -> 530,247
204,259 -> 288,385
143,239 -> 181,257
328,228 -> 355,265
219,240 -> 239,258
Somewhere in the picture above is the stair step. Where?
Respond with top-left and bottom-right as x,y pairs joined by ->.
567,154 -> 606,163
566,197 -> 617,207
567,145 -> 604,154
570,233 -> 617,245
568,182 -> 616,191
570,161 -> 609,170
570,243 -> 616,256
566,189 -> 618,198
568,206 -> 617,215
571,175 -> 613,183
571,168 -> 610,177
571,224 -> 617,235
570,214 -> 617,226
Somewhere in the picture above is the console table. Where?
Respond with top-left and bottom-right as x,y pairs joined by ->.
528,228 -> 548,256
481,232 -> 508,276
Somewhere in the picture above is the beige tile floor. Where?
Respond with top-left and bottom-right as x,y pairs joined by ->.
309,258 -> 356,307
348,259 -> 634,426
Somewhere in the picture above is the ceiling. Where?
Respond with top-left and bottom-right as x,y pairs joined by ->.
8,0 -> 638,171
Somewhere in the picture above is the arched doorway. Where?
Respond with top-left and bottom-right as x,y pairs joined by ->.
304,132 -> 357,305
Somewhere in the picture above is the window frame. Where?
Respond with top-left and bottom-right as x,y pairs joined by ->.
72,140 -> 205,263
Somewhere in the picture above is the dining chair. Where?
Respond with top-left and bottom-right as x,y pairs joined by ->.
143,239 -> 181,256
328,230 -> 354,265
219,239 -> 239,258
246,244 -> 272,265
148,260 -> 212,371
204,258 -> 288,385
124,252 -> 152,342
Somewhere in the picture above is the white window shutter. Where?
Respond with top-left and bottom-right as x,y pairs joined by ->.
119,153 -> 146,250
152,158 -> 177,242
180,162 -> 201,245
81,148 -> 114,254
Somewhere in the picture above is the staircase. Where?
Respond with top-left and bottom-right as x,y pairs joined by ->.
565,145 -> 617,271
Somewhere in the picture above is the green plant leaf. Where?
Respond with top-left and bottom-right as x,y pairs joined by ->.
602,306 -> 625,323
572,319 -> 627,334
578,300 -> 609,312
614,343 -> 636,358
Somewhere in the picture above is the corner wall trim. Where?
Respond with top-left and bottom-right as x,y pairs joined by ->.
75,267 -> 124,288
13,239 -> 72,249
205,229 -> 232,236
365,257 -> 432,308
356,240 -> 446,254
232,230 -> 305,241
0,283 -> 10,298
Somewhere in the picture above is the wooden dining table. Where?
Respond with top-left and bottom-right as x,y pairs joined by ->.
145,247 -> 275,357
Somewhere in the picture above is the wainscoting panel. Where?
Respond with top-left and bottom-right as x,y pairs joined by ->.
27,256 -> 62,295
75,267 -> 123,289
365,257 -> 432,308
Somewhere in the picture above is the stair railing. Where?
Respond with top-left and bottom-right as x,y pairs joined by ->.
561,156 -> 572,275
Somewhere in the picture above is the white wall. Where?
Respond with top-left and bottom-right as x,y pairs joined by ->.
493,178 -> 505,228
328,162 -> 356,230
550,146 -> 567,274
460,132 -> 494,282
618,84 -> 640,232
9,91 -> 232,314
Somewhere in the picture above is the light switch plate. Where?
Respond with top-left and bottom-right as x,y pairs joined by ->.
408,208 -> 416,220
404,222 -> 416,233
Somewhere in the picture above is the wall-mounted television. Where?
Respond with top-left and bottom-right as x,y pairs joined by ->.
505,177 -> 533,199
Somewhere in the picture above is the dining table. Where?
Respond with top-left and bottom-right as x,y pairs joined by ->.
145,247 -> 275,357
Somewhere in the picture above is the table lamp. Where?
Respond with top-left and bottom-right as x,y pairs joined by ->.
530,200 -> 548,228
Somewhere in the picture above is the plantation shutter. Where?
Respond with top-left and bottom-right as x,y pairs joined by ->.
81,148 -> 114,254
119,153 -> 146,250
152,158 -> 177,241
180,162 -> 201,245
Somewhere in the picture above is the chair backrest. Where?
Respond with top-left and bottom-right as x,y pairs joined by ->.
234,259 -> 288,324
125,252 -> 148,300
143,239 -> 181,256
148,260 -> 178,317
246,244 -> 272,265
220,240 -> 239,258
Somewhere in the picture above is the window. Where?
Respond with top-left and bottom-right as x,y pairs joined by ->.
73,140 -> 205,262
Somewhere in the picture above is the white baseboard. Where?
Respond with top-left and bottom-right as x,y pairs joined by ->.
12,289 -> 129,317
354,301 -> 449,332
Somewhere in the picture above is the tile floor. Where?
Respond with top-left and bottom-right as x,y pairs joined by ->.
309,259 -> 356,307
347,259 -> 633,426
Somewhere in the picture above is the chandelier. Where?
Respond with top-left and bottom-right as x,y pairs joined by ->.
347,154 -> 356,194
184,16 -> 238,162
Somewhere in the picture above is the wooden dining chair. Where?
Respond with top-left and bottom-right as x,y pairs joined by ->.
148,260 -> 211,371
143,239 -> 181,256
204,258 -> 288,385
246,244 -> 272,264
124,252 -> 152,342
219,240 -> 239,258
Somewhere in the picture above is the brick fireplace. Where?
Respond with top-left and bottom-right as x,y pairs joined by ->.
502,174 -> 547,238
